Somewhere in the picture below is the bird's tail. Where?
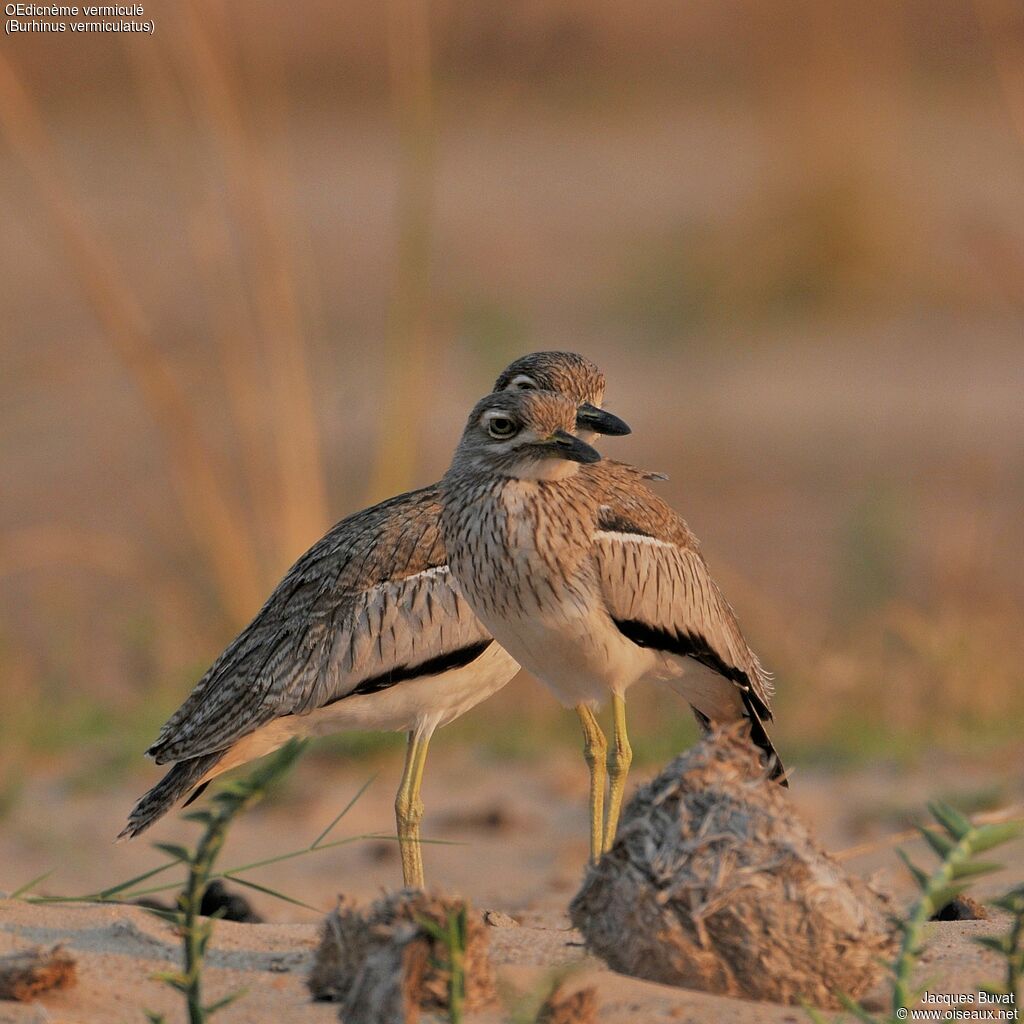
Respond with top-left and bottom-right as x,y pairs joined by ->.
742,697 -> 788,786
117,751 -> 224,841
690,701 -> 787,786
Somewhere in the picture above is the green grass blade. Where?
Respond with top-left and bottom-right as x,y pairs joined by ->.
976,936 -> 1010,954
152,843 -> 192,862
220,874 -> 324,914
204,988 -> 248,1014
10,868 -> 55,899
836,991 -> 881,1024
311,774 -> 376,849
950,859 -> 1003,880
95,858 -> 179,899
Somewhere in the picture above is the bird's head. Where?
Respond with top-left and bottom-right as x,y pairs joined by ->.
449,390 -> 602,482
492,351 -> 630,442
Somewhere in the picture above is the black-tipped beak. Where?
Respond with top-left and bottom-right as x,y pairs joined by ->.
547,429 -> 602,464
576,403 -> 631,437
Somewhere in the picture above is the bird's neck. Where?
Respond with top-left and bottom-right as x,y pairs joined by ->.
440,471 -> 596,618
508,458 -> 582,482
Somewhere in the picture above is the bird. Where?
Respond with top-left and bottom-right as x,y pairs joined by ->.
440,389 -> 784,864
118,352 -> 631,890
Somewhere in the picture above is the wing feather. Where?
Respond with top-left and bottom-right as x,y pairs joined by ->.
591,529 -> 774,719
148,486 -> 498,763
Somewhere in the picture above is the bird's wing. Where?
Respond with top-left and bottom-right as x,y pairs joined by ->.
148,485 -> 497,763
585,461 -> 774,719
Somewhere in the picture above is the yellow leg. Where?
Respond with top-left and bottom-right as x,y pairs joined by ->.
603,693 -> 633,852
576,705 -> 608,864
395,727 -> 432,889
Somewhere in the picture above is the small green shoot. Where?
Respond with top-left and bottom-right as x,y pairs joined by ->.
145,739 -> 306,1024
805,801 -> 1023,1024
418,906 -> 468,1024
19,773 -> 457,912
977,884 -> 1024,1004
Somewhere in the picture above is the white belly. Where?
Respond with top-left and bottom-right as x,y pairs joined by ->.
307,641 -> 519,733
474,594 -> 747,720
481,598 -> 662,709
200,642 -> 519,784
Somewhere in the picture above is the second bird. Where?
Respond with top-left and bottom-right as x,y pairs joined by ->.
440,389 -> 785,863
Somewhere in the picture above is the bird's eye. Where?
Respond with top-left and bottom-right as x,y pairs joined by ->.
511,375 -> 537,391
487,416 -> 518,439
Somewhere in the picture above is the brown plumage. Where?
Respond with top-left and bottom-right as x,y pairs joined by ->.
119,353 -> 630,868
440,390 -> 783,784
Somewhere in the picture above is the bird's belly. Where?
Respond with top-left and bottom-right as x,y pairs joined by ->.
488,601 -> 659,709
308,641 -> 520,734
197,645 -> 519,788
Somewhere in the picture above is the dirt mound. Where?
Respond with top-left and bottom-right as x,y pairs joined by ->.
570,727 -> 895,1007
308,889 -> 496,1022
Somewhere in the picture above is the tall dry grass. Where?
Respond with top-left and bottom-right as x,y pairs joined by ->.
0,50 -> 266,629
0,0 -> 1021,783
366,0 -> 438,504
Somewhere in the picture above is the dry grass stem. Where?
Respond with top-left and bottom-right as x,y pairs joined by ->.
0,51 -> 265,628
367,0 -> 437,503
834,802 -> 1024,862
178,0 -> 328,561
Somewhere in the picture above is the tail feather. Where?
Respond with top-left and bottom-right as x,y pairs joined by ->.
740,693 -> 787,786
117,752 -> 224,841
689,700 -> 787,786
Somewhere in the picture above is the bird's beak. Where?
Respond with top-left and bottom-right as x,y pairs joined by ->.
545,429 -> 602,464
575,403 -> 631,437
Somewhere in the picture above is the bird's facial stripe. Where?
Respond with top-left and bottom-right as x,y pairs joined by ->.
594,530 -> 676,550
507,374 -> 538,391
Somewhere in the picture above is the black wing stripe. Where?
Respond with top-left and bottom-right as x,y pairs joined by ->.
322,639 -> 493,705
611,617 -> 772,721
625,628 -> 787,786
182,780 -> 211,807
597,510 -> 655,538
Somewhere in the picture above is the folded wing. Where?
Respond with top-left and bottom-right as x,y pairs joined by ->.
148,485 -> 495,763
585,460 -> 783,782
592,528 -> 774,720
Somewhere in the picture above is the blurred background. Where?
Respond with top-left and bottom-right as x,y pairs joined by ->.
1,0 -> 1022,902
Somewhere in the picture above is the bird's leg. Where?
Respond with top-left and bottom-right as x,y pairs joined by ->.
395,727 -> 432,889
576,704 -> 608,863
603,692 -> 633,852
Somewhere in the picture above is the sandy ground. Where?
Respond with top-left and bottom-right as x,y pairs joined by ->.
0,898 -> 1014,1024
0,898 -> 1015,1024
1,749 -> 1022,1022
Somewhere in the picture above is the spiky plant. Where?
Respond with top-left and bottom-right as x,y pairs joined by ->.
977,883 -> 1024,1005
806,801 -> 1023,1024
145,739 -> 306,1024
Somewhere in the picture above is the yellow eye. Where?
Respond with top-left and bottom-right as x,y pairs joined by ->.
487,416 -> 517,439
